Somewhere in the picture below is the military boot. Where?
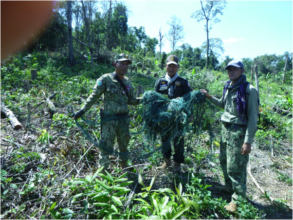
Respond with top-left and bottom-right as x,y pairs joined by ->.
158,158 -> 172,170
119,161 -> 128,170
224,201 -> 237,212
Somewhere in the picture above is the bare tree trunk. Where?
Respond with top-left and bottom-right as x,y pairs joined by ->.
206,19 -> 209,69
106,0 -> 112,50
67,1 -> 76,66
254,64 -> 259,93
251,64 -> 254,84
31,69 -> 38,80
81,0 -> 94,69
282,55 -> 288,85
158,28 -> 164,59
136,85 -> 145,97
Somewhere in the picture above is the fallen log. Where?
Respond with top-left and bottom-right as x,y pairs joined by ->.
272,106 -> 292,116
1,102 -> 22,130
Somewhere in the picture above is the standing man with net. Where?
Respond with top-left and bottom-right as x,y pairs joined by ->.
200,60 -> 259,212
154,55 -> 191,173
73,54 -> 141,171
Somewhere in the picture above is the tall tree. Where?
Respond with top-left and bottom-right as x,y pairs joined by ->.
81,0 -> 94,69
191,0 -> 226,68
111,3 -> 128,49
158,27 -> 164,58
166,15 -> 184,51
201,38 -> 224,58
66,1 -> 75,66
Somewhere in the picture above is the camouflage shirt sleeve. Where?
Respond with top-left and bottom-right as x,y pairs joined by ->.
127,81 -> 140,105
81,76 -> 106,112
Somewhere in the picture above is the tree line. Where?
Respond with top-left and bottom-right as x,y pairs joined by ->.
23,0 -> 291,74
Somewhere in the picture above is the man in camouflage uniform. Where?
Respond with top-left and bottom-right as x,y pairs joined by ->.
200,60 -> 259,212
154,55 -> 191,173
73,54 -> 141,170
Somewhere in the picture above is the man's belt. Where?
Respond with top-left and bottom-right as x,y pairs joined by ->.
222,122 -> 247,129
100,110 -> 129,120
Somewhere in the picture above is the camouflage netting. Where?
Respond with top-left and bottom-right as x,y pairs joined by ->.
72,90 -> 208,161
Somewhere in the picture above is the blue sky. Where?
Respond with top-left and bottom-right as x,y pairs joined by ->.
124,0 -> 292,61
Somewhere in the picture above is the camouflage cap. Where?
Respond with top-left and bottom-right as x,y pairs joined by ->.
115,53 -> 132,64
166,55 -> 179,66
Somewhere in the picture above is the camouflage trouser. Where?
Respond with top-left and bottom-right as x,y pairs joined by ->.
220,124 -> 249,201
161,123 -> 185,163
98,117 -> 130,169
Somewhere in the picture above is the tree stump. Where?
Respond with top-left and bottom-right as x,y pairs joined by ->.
136,85 -> 145,97
31,69 -> 38,80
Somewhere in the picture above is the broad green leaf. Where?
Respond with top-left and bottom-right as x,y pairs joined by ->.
62,214 -> 73,219
138,173 -> 145,187
49,202 -> 57,211
72,193 -> 84,199
85,175 -> 92,183
153,188 -> 174,194
192,69 -> 196,75
111,204 -> 118,212
92,167 -> 103,179
141,192 -> 148,198
117,172 -> 128,180
149,176 -> 156,190
112,196 -> 123,206
112,186 -> 127,191
113,189 -> 130,196
149,215 -> 160,219
63,208 -> 74,214
49,210 -> 61,219
118,181 -> 133,187
114,178 -> 128,182
134,198 -> 151,206
1,169 -> 7,178
105,170 -> 114,182
170,206 -> 190,220
151,194 -> 159,215
178,183 -> 182,196
95,179 -> 110,190
93,203 -> 109,207
71,181 -> 86,185
161,195 -> 169,209
99,173 -> 113,182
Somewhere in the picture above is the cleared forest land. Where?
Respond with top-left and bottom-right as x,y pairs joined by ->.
1,52 -> 292,219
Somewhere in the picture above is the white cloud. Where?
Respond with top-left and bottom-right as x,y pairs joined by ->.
223,38 -> 244,43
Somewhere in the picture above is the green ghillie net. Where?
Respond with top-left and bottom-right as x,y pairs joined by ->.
70,90 -> 210,162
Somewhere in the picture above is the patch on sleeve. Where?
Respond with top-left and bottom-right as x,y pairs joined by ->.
126,86 -> 130,90
97,80 -> 102,86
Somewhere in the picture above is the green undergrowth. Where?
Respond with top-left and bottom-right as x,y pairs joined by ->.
1,51 -> 292,219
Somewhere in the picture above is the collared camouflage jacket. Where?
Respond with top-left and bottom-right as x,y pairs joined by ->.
81,73 -> 140,114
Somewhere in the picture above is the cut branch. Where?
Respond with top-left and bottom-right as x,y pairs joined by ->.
1,102 -> 22,130
272,106 -> 292,116
42,91 -> 57,119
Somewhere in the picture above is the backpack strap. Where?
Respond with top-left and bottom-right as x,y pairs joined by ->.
114,74 -> 129,98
